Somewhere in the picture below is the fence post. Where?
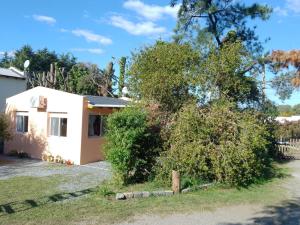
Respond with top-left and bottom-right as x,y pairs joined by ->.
172,170 -> 180,194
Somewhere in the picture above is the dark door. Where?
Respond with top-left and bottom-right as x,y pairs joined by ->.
0,138 -> 4,154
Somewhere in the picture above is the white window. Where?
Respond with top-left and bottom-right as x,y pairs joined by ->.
49,117 -> 67,137
16,112 -> 29,133
88,115 -> 107,137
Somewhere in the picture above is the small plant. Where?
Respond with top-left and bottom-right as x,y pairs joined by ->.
18,151 -> 30,159
98,185 -> 115,197
48,155 -> 55,162
8,150 -> 30,158
55,155 -> 63,163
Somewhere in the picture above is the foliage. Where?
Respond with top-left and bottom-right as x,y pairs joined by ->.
156,100 -> 275,186
270,72 -> 295,100
197,41 -> 260,105
172,0 -> 272,55
68,63 -> 100,95
118,57 -> 127,97
0,113 -> 11,141
8,45 -> 76,73
277,104 -> 300,116
0,52 -> 13,68
82,61 -> 116,97
0,45 -> 116,97
129,41 -> 200,112
104,107 -> 161,185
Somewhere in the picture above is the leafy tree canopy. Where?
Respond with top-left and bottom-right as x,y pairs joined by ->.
129,41 -> 200,112
277,104 -> 300,116
172,0 -> 272,55
197,41 -> 260,105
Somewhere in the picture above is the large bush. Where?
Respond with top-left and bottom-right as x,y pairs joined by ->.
104,107 -> 161,185
156,100 -> 275,186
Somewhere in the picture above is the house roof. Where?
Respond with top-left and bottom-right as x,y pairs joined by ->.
0,67 -> 25,79
85,95 -> 129,108
275,116 -> 300,124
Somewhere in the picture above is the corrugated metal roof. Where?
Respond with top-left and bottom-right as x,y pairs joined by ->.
85,95 -> 129,108
0,67 -> 25,79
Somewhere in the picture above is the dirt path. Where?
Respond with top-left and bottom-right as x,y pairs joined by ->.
118,161 -> 300,225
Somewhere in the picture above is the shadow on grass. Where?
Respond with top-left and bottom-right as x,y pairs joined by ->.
224,197 -> 300,225
0,187 -> 96,216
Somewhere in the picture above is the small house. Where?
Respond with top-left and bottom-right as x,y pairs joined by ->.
4,86 -> 128,164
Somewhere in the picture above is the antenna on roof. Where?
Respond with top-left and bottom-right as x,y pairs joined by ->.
24,60 -> 30,69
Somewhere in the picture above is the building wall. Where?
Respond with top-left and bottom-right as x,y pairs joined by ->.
4,87 -> 84,165
80,103 -> 116,164
0,77 -> 26,112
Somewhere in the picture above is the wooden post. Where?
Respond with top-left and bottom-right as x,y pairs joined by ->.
172,170 -> 180,194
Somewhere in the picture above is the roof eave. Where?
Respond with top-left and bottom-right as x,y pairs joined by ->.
0,75 -> 26,80
88,103 -> 126,108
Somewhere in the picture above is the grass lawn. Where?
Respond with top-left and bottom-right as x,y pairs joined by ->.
0,164 -> 289,225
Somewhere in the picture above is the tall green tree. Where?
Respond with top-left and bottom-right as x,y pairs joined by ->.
12,45 -> 35,70
172,0 -> 272,55
198,41 -> 260,105
118,57 -> 127,97
0,52 -> 13,68
68,63 -> 99,95
129,41 -> 200,112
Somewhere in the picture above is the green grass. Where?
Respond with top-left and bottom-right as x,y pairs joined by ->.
0,164 -> 289,225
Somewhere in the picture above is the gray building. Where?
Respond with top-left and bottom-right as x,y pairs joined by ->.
0,67 -> 26,112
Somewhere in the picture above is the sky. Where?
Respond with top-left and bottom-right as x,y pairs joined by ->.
0,0 -> 299,105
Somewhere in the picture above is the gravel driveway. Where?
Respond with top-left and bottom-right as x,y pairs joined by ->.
0,155 -> 111,192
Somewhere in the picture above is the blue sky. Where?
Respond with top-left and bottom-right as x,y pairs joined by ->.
0,0 -> 299,105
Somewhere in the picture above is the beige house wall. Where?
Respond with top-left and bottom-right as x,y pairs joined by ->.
4,86 -> 123,165
5,87 -> 84,165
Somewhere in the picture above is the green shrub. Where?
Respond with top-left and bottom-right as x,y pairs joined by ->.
104,106 -> 161,185
156,100 -> 274,186
98,185 -> 115,197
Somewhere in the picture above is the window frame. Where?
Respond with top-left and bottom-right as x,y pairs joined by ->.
88,114 -> 107,138
16,112 -> 29,133
48,114 -> 68,137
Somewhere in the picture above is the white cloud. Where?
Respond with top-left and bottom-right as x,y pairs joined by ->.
33,15 -> 56,25
274,7 -> 288,16
60,28 -> 69,33
123,0 -> 180,21
111,15 -> 166,35
71,48 -> 104,54
286,0 -> 300,13
71,29 -> 112,45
